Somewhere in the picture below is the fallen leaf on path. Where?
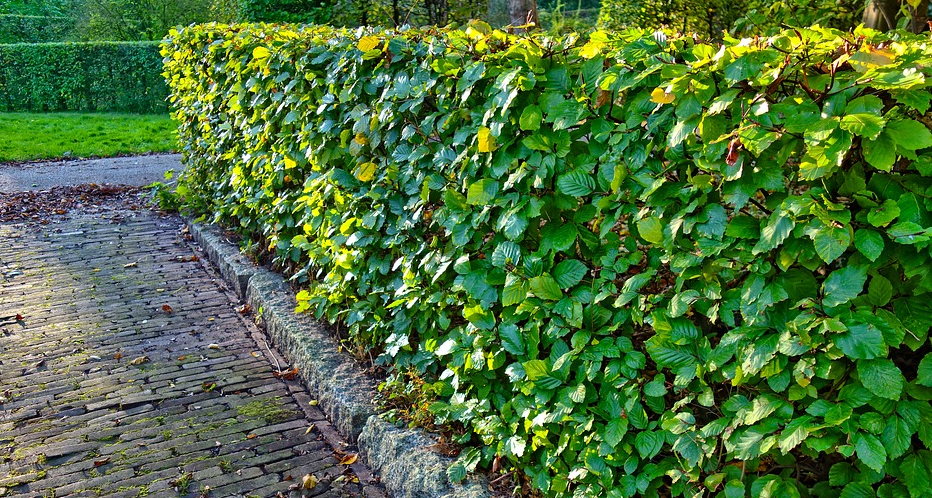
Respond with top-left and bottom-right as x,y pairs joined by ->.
339,454 -> 358,465
302,474 -> 318,490
283,475 -> 293,481
308,399 -> 318,406
305,424 -> 315,435
250,351 -> 261,358
246,434 -> 257,439
273,367 -> 298,380
236,304 -> 251,315
32,359 -> 45,368
207,344 -> 221,350
177,355 -> 187,361
161,304 -> 173,313
113,353 -> 123,361
15,314 -> 23,321
123,262 -> 137,268
129,356 -> 149,365
202,382 -> 217,392
93,457 -> 110,467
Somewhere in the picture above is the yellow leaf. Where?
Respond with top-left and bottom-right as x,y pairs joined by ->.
302,474 -> 318,490
477,126 -> 496,153
907,0 -> 922,7
284,157 -> 296,169
850,46 -> 896,73
129,356 -> 149,365
579,41 -> 604,59
309,399 -> 319,406
304,424 -> 315,435
339,454 -> 358,465
354,133 -> 368,145
355,162 -> 377,182
252,46 -> 270,60
650,88 -> 675,104
357,36 -> 381,52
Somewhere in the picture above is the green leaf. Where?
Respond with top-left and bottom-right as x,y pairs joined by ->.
867,199 -> 900,227
446,462 -> 466,482
864,133 -> 896,171
553,259 -> 587,289
523,359 -> 548,380
500,324 -> 525,356
603,417 -> 628,447
491,241 -> 521,267
894,296 -> 932,338
835,320 -> 885,359
725,216 -> 760,239
542,223 -> 578,253
822,266 -> 867,309
466,179 -> 499,205
556,170 -> 595,197
724,480 -> 745,498
643,377 -> 667,397
854,229 -> 885,261
916,355 -> 932,387
886,119 -> 932,150
778,417 -> 810,454
464,304 -> 495,330
858,358 -> 904,400
752,211 -> 794,254
812,224 -> 851,263
637,216 -> 664,245
839,482 -> 874,498
529,274 -> 563,300
506,435 -> 526,457
901,453 -> 930,497
840,113 -> 885,140
519,105 -> 542,131
502,281 -> 527,306
635,431 -> 664,459
881,415 -> 912,460
868,275 -> 893,307
852,432 -> 887,473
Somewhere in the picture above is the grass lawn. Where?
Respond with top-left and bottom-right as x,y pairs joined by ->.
0,113 -> 178,163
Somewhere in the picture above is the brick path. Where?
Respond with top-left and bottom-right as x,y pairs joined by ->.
0,205 -> 381,497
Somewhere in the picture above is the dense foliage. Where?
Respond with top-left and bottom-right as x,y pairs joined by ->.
164,23 -> 932,497
239,0 -> 333,23
598,0 -> 864,39
0,14 -> 74,43
0,42 -> 167,112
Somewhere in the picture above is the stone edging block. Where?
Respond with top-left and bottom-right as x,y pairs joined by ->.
186,220 -> 491,498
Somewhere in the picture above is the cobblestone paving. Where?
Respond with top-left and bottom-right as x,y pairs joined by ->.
0,205 -> 383,498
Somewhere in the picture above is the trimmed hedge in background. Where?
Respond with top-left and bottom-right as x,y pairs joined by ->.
164,23 -> 932,497
0,14 -> 74,43
0,41 -> 168,113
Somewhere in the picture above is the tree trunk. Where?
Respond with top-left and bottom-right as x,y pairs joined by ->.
507,0 -> 538,30
862,0 -> 898,31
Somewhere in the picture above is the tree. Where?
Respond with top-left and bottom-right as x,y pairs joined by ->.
863,0 -> 930,32
507,0 -> 537,29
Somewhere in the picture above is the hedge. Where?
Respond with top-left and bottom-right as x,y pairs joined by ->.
238,0 -> 332,24
0,14 -> 74,43
163,23 -> 932,497
0,41 -> 168,113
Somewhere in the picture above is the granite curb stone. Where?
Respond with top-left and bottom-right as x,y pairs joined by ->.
186,221 -> 492,498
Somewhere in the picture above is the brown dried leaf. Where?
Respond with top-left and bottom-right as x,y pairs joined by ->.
114,353 -> 123,361
177,355 -> 188,361
161,304 -> 173,313
246,434 -> 257,440
273,367 -> 298,381
93,457 -> 110,467
129,356 -> 149,365
339,454 -> 358,465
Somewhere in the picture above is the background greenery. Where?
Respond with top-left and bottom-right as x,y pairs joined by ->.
163,22 -> 932,498
0,41 -> 167,113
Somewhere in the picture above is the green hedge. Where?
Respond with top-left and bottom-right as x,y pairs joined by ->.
0,14 -> 74,43
0,41 -> 168,113
163,23 -> 932,497
238,0 -> 332,23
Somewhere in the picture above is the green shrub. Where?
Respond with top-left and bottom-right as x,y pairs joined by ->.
163,22 -> 932,497
0,14 -> 75,43
0,41 -> 167,113
238,0 -> 333,23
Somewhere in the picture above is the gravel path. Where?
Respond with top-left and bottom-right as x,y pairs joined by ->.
0,155 -> 183,193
